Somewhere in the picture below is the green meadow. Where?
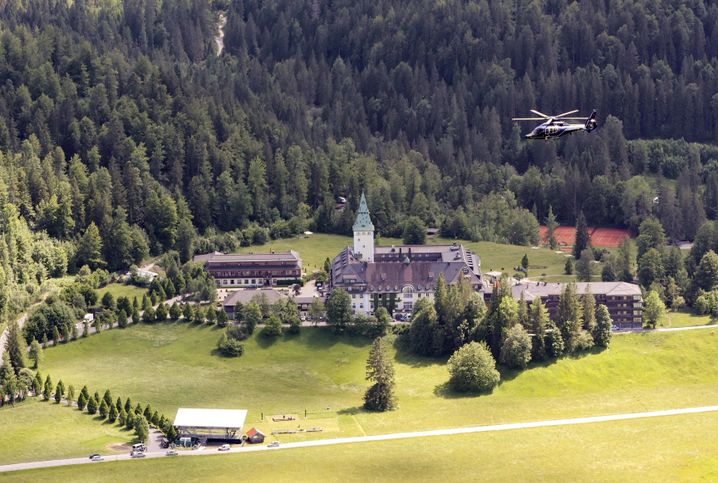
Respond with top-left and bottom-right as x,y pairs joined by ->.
33,323 -> 718,441
4,411 -> 718,482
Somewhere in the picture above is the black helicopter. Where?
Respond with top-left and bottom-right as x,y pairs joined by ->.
512,109 -> 598,140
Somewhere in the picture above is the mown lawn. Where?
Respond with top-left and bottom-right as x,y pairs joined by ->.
663,310 -> 715,328
96,283 -> 148,303
0,399 -> 130,465
38,323 -> 718,442
5,411 -> 718,482
237,233 -> 573,280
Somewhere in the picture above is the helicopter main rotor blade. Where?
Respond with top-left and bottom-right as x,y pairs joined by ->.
555,109 -> 580,118
530,109 -> 551,118
560,117 -> 589,120
511,117 -> 545,121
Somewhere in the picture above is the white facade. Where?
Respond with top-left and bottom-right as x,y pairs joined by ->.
353,229 -> 375,262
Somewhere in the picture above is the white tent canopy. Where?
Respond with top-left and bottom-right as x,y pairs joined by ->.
174,408 -> 248,429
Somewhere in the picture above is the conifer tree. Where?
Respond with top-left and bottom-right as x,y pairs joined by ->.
43,375 -> 53,401
594,304 -> 613,348
529,298 -> 549,361
29,339 -> 43,369
573,211 -> 591,259
54,380 -> 64,403
363,337 -> 396,411
6,321 -> 27,372
87,395 -> 98,415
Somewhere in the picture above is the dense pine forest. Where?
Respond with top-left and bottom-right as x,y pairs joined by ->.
2,0 -> 718,320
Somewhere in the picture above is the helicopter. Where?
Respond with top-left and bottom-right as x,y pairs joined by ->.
512,109 -> 598,140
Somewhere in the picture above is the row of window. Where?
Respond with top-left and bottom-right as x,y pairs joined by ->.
220,279 -> 262,285
213,270 -> 298,277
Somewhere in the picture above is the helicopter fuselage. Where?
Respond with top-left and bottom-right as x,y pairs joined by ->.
526,120 -> 587,140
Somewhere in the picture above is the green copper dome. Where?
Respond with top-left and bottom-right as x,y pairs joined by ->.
353,192 -> 374,231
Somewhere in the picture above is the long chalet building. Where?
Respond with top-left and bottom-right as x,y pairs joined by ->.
194,251 -> 302,288
511,281 -> 643,329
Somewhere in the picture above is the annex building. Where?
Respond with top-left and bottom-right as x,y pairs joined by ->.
194,251 -> 302,288
511,281 -> 643,329
330,193 -> 483,315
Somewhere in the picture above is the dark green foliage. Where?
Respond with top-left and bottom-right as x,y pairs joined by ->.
117,309 -> 128,329
363,338 -> 396,412
6,321 -> 28,372
42,375 -> 53,401
108,404 -> 118,423
77,393 -> 87,411
564,258 -> 573,275
402,216 -> 427,245
499,325 -> 532,370
155,303 -> 168,322
169,303 -> 181,321
326,289 -> 352,333
54,380 -> 64,404
573,212 -> 591,259
23,297 -> 75,346
125,410 -> 136,431
260,315 -> 283,337
447,342 -> 500,393
243,303 -> 261,334
217,332 -> 245,357
594,305 -> 613,348
99,399 -> 109,419
87,396 -> 98,415
134,415 -> 150,444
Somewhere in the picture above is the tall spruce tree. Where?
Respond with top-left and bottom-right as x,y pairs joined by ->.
363,337 -> 396,411
573,212 -> 591,259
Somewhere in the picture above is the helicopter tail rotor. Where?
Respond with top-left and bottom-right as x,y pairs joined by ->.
585,110 -> 598,132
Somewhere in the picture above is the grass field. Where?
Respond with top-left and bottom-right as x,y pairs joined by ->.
0,399 -> 130,465
663,310 -> 715,328
5,411 -> 718,482
96,283 -> 148,302
238,233 -> 574,280
37,323 -> 718,441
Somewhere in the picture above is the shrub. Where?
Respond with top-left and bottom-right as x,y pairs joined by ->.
447,342 -> 500,393
217,333 -> 245,357
260,314 -> 283,337
499,325 -> 532,369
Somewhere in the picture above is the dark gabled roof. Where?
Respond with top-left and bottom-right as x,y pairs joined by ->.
194,251 -> 302,267
511,281 -> 642,302
223,289 -> 287,307
331,245 -> 481,291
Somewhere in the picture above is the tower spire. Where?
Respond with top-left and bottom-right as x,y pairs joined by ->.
353,191 -> 374,232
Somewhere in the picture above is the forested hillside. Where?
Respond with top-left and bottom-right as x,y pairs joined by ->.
2,0 -> 718,321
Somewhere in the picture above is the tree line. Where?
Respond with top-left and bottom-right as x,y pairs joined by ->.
3,0 -> 718,327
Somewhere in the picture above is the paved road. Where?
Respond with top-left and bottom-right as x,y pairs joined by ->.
615,323 -> 717,335
2,404 -> 718,473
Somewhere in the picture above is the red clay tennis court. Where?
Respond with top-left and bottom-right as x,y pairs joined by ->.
539,226 -> 630,248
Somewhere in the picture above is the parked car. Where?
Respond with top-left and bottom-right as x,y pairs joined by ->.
132,443 -> 146,452
165,450 -> 179,457
90,454 -> 104,462
218,444 -> 231,451
267,441 -> 280,448
130,451 -> 146,458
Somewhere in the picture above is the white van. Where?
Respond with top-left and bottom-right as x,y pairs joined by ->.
132,443 -> 146,452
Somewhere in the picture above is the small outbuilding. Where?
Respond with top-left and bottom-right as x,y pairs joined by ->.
173,408 -> 248,442
245,427 -> 265,444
